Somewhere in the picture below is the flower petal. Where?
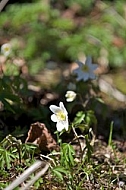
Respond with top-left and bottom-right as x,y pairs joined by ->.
89,72 -> 96,79
75,70 -> 84,79
1,43 -> 11,57
73,56 -> 98,82
51,114 -> 58,122
49,102 -> 69,132
56,122 -> 65,132
83,73 -> 90,81
91,64 -> 98,70
64,120 -> 69,131
65,91 -> 76,102
85,56 -> 92,65
49,105 -> 61,114
76,61 -> 83,68
59,102 -> 68,115
73,68 -> 80,74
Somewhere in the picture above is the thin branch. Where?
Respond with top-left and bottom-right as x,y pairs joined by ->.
71,125 -> 83,161
0,0 -> 9,12
4,160 -> 47,190
20,162 -> 49,190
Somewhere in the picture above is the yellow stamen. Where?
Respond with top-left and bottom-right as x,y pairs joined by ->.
82,65 -> 89,72
4,47 -> 10,52
57,111 -> 66,121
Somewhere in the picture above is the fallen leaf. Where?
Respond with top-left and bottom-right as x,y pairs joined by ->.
25,122 -> 59,152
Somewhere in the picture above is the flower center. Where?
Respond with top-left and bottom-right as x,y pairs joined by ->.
4,47 -> 10,52
56,111 -> 66,121
82,65 -> 89,72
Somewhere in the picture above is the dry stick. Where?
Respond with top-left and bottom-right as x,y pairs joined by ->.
4,160 -> 47,190
0,0 -> 9,12
71,125 -> 83,161
20,163 -> 49,190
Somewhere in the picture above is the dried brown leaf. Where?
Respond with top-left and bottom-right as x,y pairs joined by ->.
25,122 -> 59,152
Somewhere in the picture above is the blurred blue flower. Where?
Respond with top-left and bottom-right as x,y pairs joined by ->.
73,56 -> 98,81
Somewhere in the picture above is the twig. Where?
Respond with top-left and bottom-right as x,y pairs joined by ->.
0,0 -> 9,12
40,154 -> 57,166
20,162 -> 49,190
4,160 -> 48,190
71,125 -> 83,161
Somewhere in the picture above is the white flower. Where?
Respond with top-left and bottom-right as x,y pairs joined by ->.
73,56 -> 98,81
49,102 -> 69,132
65,91 -> 76,102
1,43 -> 11,57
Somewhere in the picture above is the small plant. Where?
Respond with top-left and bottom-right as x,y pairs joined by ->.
46,56 -> 98,189
0,134 -> 38,185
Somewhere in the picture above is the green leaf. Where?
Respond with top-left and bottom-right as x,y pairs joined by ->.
53,166 -> 68,175
0,91 -> 21,103
0,155 -> 5,169
75,123 -> 89,133
85,135 -> 93,162
4,151 -> 11,169
108,121 -> 114,147
52,169 -> 64,181
85,110 -> 97,127
73,111 -> 85,124
60,143 -> 75,168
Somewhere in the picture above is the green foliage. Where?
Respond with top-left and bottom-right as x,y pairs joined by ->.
74,111 -> 85,124
0,147 -> 16,169
0,135 -> 37,172
52,166 -> 69,181
73,111 -> 88,133
11,126 -> 28,138
34,177 -> 43,188
21,143 -> 39,159
0,76 -> 22,113
60,143 -> 75,168
1,0 -> 126,70
4,62 -> 19,75
65,0 -> 94,13
85,110 -> 97,127
108,121 -> 114,147
2,2 -> 49,29
85,134 -> 93,162
73,110 -> 97,133
0,135 -> 38,189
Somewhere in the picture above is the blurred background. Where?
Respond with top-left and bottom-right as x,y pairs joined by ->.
1,0 -> 126,72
